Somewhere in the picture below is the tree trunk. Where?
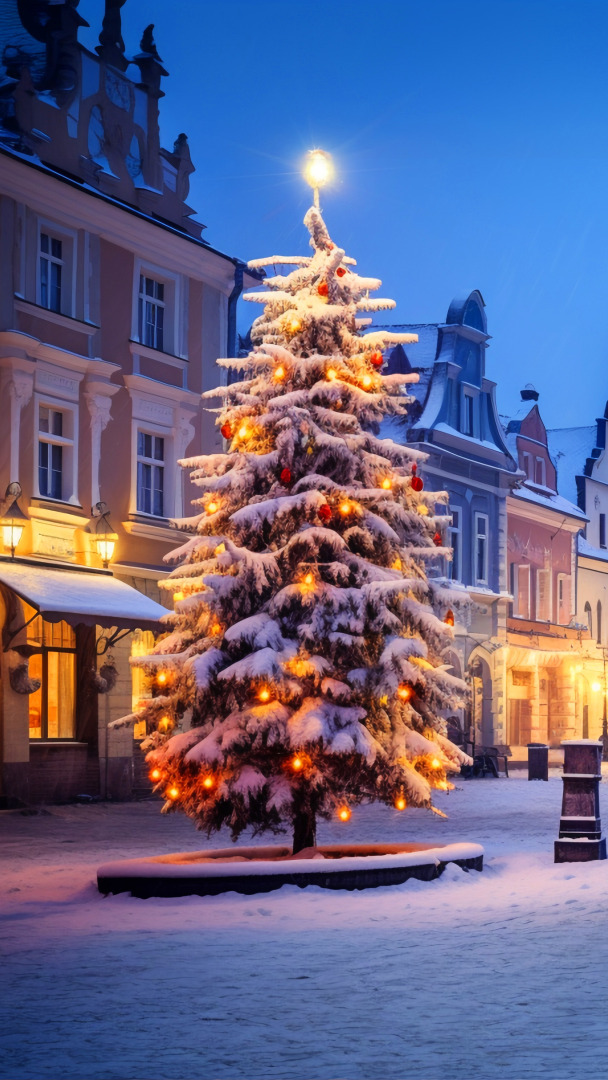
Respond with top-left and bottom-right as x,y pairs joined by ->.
292,808 -> 317,854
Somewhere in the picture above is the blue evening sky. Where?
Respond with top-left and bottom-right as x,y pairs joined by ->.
80,0 -> 608,429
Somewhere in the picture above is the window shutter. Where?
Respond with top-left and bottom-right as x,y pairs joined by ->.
536,569 -> 551,621
518,565 -> 530,619
558,575 -> 571,625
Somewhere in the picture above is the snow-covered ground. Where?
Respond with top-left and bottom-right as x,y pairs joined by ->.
2,773 -> 608,1080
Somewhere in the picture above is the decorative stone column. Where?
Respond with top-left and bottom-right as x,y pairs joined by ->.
85,389 -> 116,507
5,370 -> 33,484
554,739 -> 606,862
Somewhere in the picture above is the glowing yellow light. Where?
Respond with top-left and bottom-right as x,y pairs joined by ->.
238,425 -> 248,439
207,501 -> 219,514
203,776 -> 214,789
417,504 -> 429,515
287,317 -> 301,334
397,684 -> 413,702
381,478 -> 392,490
327,368 -> 337,381
392,557 -> 402,570
437,780 -> 449,791
592,681 -> 602,693
159,716 -> 172,732
303,148 -> 334,190
167,786 -> 179,800
292,756 -> 304,771
149,768 -> 162,782
379,695 -> 388,706
274,365 -> 286,381
209,622 -> 222,636
339,501 -> 351,516
304,573 -> 314,586
362,374 -> 372,388
157,672 -> 168,686
338,806 -> 351,822
215,543 -> 225,554
258,687 -> 271,702
431,757 -> 442,770
173,590 -> 184,603
395,796 -> 406,811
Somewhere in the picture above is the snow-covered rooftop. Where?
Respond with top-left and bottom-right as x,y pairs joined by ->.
510,483 -> 587,521
547,426 -> 596,505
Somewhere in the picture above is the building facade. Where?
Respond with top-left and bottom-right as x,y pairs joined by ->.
0,2 -> 253,805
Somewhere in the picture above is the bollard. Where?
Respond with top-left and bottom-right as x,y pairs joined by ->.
554,739 -> 607,862
527,742 -> 549,781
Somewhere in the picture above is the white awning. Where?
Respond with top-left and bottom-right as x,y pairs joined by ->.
0,562 -> 168,630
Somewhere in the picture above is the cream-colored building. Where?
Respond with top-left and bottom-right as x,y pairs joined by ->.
0,4 -> 254,804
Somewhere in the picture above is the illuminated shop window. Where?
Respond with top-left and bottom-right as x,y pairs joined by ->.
25,604 -> 76,740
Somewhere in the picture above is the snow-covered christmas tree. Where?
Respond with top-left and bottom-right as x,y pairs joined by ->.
133,152 -> 469,853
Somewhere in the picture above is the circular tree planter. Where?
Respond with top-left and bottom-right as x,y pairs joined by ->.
97,841 -> 484,898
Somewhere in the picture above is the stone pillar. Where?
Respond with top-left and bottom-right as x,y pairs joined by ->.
4,370 -> 33,485
85,391 -> 114,507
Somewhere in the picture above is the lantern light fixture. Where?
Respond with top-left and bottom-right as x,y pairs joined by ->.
88,501 -> 118,568
0,482 -> 28,557
303,149 -> 334,207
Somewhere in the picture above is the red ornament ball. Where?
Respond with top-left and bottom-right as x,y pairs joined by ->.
317,282 -> 329,297
220,422 -> 232,440
336,267 -> 346,278
411,475 -> 424,492
370,351 -> 384,367
318,504 -> 332,523
411,463 -> 417,473
433,532 -> 443,547
327,243 -> 334,250
280,467 -> 292,485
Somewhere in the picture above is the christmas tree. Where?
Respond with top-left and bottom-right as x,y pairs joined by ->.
136,153 -> 469,853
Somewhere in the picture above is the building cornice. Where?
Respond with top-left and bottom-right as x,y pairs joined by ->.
507,494 -> 585,531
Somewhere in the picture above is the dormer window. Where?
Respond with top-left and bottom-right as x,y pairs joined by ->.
534,456 -> 546,487
463,392 -> 474,437
522,451 -> 533,480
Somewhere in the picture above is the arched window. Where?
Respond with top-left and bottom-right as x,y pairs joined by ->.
584,601 -> 592,635
597,600 -> 602,645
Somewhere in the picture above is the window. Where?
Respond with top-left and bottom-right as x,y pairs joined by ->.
39,232 -> 63,313
522,452 -> 533,480
131,630 -> 155,740
474,513 -> 488,584
26,606 -> 76,740
137,431 -> 165,517
597,600 -> 603,645
536,568 -> 551,621
511,563 -> 530,618
463,393 -> 474,437
600,514 -> 606,549
138,275 -> 165,351
585,601 -> 592,635
557,573 -> 571,625
37,404 -> 74,502
448,508 -> 461,581
534,456 -> 546,487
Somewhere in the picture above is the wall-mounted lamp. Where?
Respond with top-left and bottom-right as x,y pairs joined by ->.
0,482 -> 28,557
88,502 -> 118,568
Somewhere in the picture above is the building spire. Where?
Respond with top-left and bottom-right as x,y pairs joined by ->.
96,0 -> 128,72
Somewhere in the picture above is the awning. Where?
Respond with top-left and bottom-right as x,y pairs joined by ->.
0,562 -> 169,630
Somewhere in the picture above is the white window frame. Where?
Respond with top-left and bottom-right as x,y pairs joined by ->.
600,513 -> 607,549
557,572 -> 571,625
131,421 -> 175,519
34,395 -> 79,505
536,567 -> 551,622
448,507 -> 462,582
36,219 -> 77,317
462,389 -> 475,437
132,259 -> 183,357
522,451 -> 533,480
534,456 -> 546,487
474,513 -> 489,585
136,429 -> 166,518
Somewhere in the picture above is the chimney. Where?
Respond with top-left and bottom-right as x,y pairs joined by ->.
520,384 -> 539,402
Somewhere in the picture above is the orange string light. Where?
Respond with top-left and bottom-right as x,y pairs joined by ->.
327,368 -> 337,381
291,755 -> 304,771
397,684 -> 413,702
339,501 -> 351,516
381,478 -> 392,490
149,768 -> 162,782
173,590 -> 184,603
166,786 -> 179,800
156,671 -> 168,686
338,806 -> 351,822
202,776 -> 214,789
431,757 -> 442,770
274,365 -> 286,381
361,374 -> 372,389
258,687 -> 271,702
395,796 -> 406,811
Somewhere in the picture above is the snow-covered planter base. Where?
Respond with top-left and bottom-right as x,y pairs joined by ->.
97,841 -> 484,898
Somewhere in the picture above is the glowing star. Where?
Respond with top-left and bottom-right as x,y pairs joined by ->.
291,756 -> 304,771
397,684 -> 413,702
381,478 -> 392,490
379,695 -> 388,706
149,768 -> 162,782
258,687 -> 271,702
338,806 -> 351,822
202,776 -> 214,789
207,501 -> 219,515
395,796 -> 406,811
274,365 -> 286,381
166,786 -> 179,800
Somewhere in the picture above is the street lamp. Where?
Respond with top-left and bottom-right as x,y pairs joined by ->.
88,502 -> 118,568
0,482 -> 28,557
303,149 -> 334,208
